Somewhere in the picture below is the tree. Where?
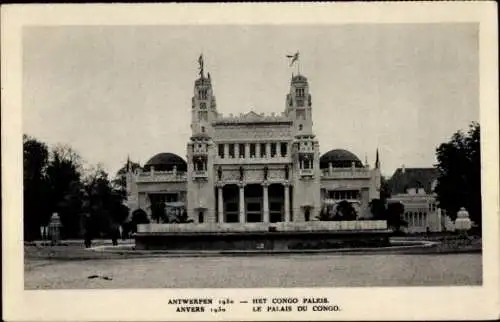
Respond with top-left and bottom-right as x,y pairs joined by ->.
386,202 -> 407,232
379,176 -> 391,201
369,198 -> 386,220
45,144 -> 84,239
150,200 -> 166,224
316,205 -> 335,221
112,159 -> 142,198
435,122 -> 481,227
23,135 -> 50,240
130,208 -> 150,233
171,209 -> 194,223
335,200 -> 358,221
83,164 -> 130,238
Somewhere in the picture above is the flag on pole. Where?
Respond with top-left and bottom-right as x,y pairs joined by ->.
198,54 -> 203,68
286,51 -> 299,66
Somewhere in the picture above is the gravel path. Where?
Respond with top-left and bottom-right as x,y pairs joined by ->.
25,253 -> 482,289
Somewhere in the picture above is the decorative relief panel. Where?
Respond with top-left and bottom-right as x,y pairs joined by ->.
213,125 -> 293,141
217,167 -> 288,183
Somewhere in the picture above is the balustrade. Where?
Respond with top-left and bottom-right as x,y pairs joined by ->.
136,170 -> 187,183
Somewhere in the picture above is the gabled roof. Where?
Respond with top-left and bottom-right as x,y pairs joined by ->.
388,167 -> 439,195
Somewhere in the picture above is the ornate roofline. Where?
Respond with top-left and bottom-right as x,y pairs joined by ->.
213,111 -> 292,125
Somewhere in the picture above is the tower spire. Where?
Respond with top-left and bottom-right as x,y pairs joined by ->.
126,155 -> 131,172
375,148 -> 380,169
198,53 -> 204,79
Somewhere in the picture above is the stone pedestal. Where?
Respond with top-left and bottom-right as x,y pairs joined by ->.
48,212 -> 62,245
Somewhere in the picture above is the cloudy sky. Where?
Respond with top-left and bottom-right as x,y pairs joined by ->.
23,24 -> 478,177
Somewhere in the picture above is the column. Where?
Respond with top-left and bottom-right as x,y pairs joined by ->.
239,184 -> 245,223
224,144 -> 229,159
256,143 -> 261,158
218,186 -> 224,223
263,183 -> 269,223
235,144 -> 240,159
284,183 -> 290,222
266,143 -> 271,158
245,143 -> 250,158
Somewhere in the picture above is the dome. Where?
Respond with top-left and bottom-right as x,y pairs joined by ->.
291,74 -> 308,84
320,149 -> 364,169
144,153 -> 187,172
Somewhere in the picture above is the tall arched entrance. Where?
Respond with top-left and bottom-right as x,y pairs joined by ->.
245,184 -> 263,222
222,184 -> 239,223
269,183 -> 285,223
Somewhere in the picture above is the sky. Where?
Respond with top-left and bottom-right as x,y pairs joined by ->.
23,24 -> 479,178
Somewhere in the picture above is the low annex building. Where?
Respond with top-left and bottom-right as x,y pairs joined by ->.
126,57 -> 382,225
387,166 -> 444,232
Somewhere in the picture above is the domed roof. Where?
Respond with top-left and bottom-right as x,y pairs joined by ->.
320,149 -> 364,169
144,153 -> 187,172
291,74 -> 308,84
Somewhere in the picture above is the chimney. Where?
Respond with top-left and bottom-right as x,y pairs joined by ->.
401,164 -> 405,174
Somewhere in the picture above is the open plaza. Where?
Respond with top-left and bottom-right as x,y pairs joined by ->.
24,57 -> 482,289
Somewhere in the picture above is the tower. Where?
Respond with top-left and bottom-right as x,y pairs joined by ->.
191,55 -> 218,138
370,148 -> 382,200
286,74 -> 313,135
125,156 -> 139,221
187,54 -> 217,223
286,73 -> 321,221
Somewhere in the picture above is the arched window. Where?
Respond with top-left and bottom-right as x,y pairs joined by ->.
305,209 -> 310,222
198,211 -> 204,223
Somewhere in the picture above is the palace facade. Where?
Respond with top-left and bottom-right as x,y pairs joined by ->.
126,62 -> 382,224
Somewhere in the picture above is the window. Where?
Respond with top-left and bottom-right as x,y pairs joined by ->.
296,88 -> 305,97
303,158 -> 311,169
194,158 -> 205,171
260,143 -> 266,157
239,144 -> 245,158
280,143 -> 287,157
299,124 -> 303,131
270,143 -> 277,157
198,111 -> 208,121
201,126 -> 205,133
305,209 -> 310,221
218,144 -> 224,158
250,144 -> 256,158
198,212 -> 204,223
199,89 -> 208,100
200,102 -> 206,110
228,144 -> 235,158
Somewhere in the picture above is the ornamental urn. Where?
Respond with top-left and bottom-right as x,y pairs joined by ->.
454,207 -> 472,231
